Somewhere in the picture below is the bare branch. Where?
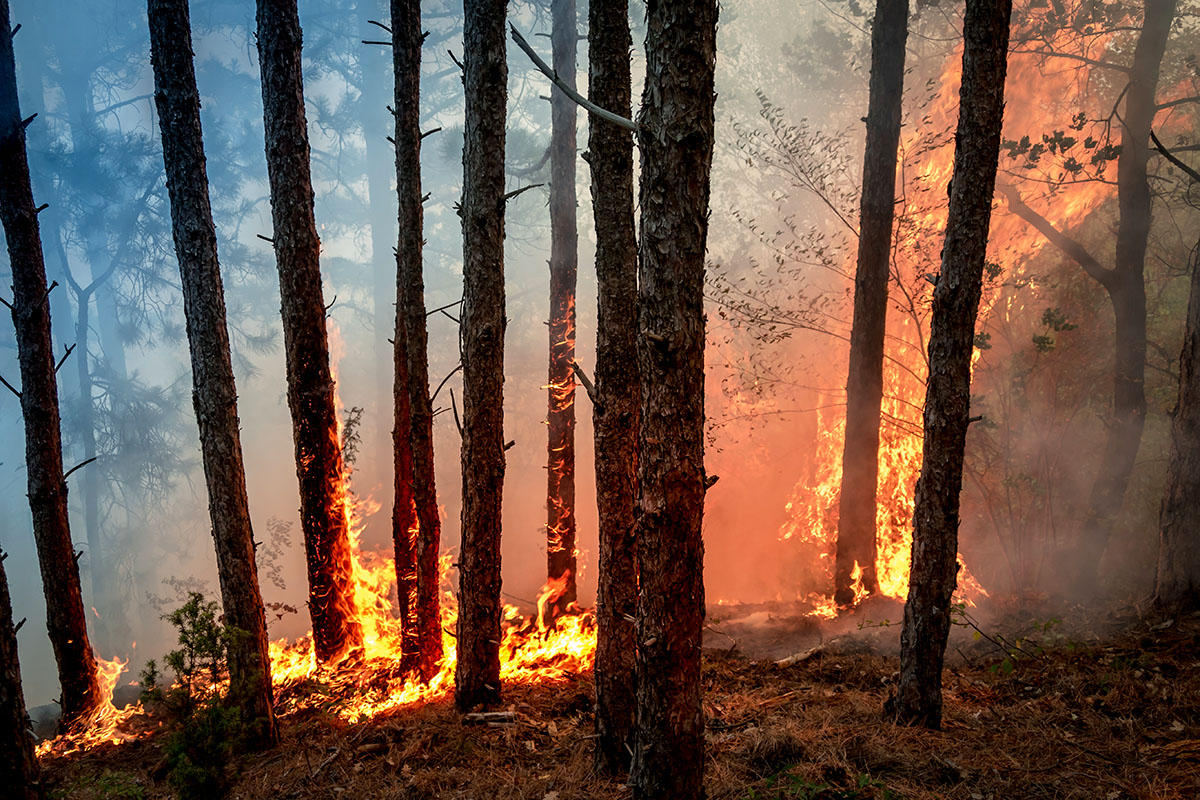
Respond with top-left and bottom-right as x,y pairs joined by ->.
502,183 -> 543,203
509,25 -> 638,132
1151,130 -> 1200,184
570,361 -> 596,403
998,183 -> 1114,289
55,343 -> 76,373
420,127 -> 443,140
431,362 -> 463,403
450,388 -> 464,436
0,374 -> 20,398
63,456 -> 98,481
367,19 -> 392,34
426,299 -> 464,317
1156,95 -> 1200,112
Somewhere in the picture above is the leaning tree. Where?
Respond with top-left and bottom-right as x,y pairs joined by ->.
888,0 -> 1013,729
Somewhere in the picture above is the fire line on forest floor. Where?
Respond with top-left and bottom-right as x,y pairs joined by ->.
39,604 -> 1200,800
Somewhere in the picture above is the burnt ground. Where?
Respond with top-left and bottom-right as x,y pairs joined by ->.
40,601 -> 1200,800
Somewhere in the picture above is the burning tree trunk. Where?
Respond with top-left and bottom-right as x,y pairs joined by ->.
455,0 -> 507,713
1001,0 -> 1176,594
256,0 -> 362,663
588,0 -> 638,774
629,0 -> 717,796
888,0 -> 1012,729
545,0 -> 578,617
391,0 -> 443,680
0,550 -> 42,800
834,0 -> 909,608
148,0 -> 278,746
0,0 -> 101,728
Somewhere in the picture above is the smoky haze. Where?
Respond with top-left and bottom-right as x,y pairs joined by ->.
0,0 -> 1194,710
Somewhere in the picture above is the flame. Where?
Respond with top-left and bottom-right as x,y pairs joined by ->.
776,9 -> 1142,616
35,655 -> 147,757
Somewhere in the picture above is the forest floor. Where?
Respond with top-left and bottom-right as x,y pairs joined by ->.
40,598 -> 1200,800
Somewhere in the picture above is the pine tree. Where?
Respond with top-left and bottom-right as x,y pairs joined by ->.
391,0 -> 443,680
256,0 -> 362,662
629,0 -> 718,796
888,0 -> 1012,729
0,0 -> 101,728
148,0 -> 278,746
587,0 -> 639,774
545,0 -> 579,616
834,0 -> 909,607
455,0 -> 508,712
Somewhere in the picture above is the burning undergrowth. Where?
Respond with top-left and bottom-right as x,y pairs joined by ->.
38,606 -> 1200,799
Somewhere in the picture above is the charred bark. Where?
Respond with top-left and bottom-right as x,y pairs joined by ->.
1155,237 -> 1200,611
0,0 -> 101,728
455,0 -> 507,713
545,0 -> 578,616
256,0 -> 362,662
148,0 -> 278,747
629,0 -> 717,797
587,0 -> 638,775
0,551 -> 41,800
835,0 -> 909,608
888,0 -> 1011,730
1075,0 -> 1176,591
391,0 -> 443,682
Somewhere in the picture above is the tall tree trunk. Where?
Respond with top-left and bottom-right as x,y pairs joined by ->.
588,0 -> 638,774
834,0 -> 909,608
455,0 -> 507,713
256,0 -> 362,663
1154,230 -> 1200,611
0,549 -> 42,800
391,301 -> 420,675
629,0 -> 717,797
391,0 -> 443,681
0,0 -> 101,729
360,0 -> 397,486
148,0 -> 278,747
888,0 -> 1011,729
1075,0 -> 1176,591
545,0 -> 578,616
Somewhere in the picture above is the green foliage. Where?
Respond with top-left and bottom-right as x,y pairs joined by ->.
141,592 -> 249,800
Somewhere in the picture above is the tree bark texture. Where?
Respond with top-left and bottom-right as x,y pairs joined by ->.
834,0 -> 909,608
256,0 -> 362,663
1075,0 -> 1176,590
148,0 -> 278,747
1155,238 -> 1200,611
455,0 -> 507,713
587,0 -> 639,775
0,0 -> 101,728
628,0 -> 717,797
545,0 -> 579,616
391,0 -> 443,680
0,551 -> 43,800
890,0 -> 1011,729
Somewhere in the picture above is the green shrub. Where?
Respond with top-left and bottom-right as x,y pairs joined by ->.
141,592 -> 250,800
